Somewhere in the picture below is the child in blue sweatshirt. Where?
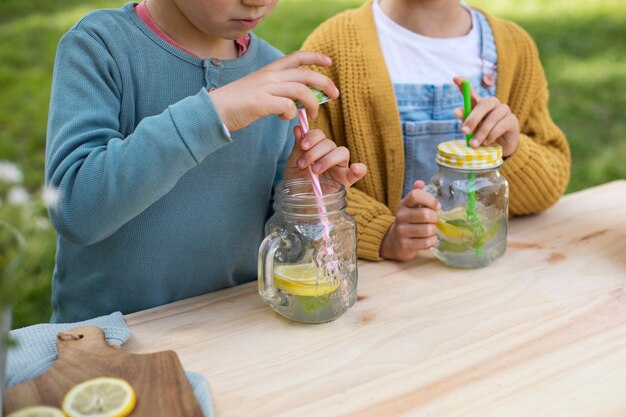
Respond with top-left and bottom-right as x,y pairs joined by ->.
45,0 -> 366,322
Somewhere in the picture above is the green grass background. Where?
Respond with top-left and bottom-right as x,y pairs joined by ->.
1,0 -> 624,328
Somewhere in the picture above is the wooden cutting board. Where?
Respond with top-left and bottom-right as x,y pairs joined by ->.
3,326 -> 204,416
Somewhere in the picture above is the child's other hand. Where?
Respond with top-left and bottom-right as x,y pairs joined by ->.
284,126 -> 367,189
380,181 -> 440,261
452,76 -> 520,157
209,51 -> 339,132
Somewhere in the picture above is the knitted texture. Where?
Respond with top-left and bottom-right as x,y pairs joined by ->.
6,312 -> 214,417
46,4 -> 295,322
302,1 -> 571,260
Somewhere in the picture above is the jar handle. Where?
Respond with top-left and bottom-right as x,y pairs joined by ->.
258,232 -> 284,306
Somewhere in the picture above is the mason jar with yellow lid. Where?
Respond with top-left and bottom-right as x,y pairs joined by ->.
425,139 -> 509,269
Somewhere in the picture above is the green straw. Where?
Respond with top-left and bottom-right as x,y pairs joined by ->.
462,80 -> 483,256
462,80 -> 473,146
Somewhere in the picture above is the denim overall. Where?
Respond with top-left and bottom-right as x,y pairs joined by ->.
396,9 -> 498,197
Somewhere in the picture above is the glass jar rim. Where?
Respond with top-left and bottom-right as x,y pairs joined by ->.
273,178 -> 346,211
436,161 -> 503,172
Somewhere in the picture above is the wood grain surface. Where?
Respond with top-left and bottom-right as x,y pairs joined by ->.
124,180 -> 626,417
4,326 -> 203,416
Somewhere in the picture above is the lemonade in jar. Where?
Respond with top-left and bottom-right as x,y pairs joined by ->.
426,140 -> 509,268
258,178 -> 357,323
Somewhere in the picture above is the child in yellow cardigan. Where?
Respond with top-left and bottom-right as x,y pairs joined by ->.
301,0 -> 571,261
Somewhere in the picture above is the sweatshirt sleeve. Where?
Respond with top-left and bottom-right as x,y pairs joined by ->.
273,118 -> 297,189
45,30 -> 232,246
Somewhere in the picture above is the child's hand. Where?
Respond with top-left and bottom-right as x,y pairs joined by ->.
380,181 -> 440,261
209,51 -> 339,132
284,126 -> 367,189
452,76 -> 520,157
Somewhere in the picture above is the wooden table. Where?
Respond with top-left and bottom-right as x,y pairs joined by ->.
125,180 -> 626,417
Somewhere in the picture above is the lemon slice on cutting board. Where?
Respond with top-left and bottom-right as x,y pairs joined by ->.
274,263 -> 339,297
62,377 -> 136,417
7,406 -> 66,417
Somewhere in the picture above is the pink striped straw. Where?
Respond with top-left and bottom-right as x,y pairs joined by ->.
297,109 -> 334,254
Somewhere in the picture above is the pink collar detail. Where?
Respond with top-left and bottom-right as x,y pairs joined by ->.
135,2 -> 250,58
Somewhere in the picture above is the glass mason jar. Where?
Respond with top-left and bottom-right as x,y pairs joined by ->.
258,178 -> 357,324
425,140 -> 509,269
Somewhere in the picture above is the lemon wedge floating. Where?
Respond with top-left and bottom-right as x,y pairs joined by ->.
7,406 -> 66,417
436,205 -> 502,252
62,377 -> 136,417
274,263 -> 339,297
436,220 -> 475,240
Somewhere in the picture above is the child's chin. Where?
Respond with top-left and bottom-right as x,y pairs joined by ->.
224,28 -> 251,40
233,32 -> 251,40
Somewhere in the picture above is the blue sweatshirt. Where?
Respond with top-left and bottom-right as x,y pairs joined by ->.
46,3 -> 294,322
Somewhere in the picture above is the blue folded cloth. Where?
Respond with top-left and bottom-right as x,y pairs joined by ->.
6,312 -> 214,417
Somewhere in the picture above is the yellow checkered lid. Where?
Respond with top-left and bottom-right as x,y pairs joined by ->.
436,140 -> 503,170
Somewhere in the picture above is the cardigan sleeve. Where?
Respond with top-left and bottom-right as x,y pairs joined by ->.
303,13 -> 401,261
347,188 -> 396,261
499,29 -> 571,215
501,93 -> 571,215
311,102 -> 396,261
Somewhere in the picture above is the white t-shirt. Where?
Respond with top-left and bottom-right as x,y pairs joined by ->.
372,0 -> 488,85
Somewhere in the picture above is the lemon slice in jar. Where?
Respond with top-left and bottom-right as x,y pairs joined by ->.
62,377 -> 136,417
436,220 -> 475,240
435,206 -> 475,238
7,406 -> 66,417
274,263 -> 339,297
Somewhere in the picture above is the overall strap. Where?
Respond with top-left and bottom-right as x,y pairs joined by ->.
470,8 -> 498,91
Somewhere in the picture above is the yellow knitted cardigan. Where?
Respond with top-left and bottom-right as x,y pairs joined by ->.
301,1 -> 571,261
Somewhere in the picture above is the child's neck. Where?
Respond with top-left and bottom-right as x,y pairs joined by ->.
145,0 -> 238,60
379,0 -> 471,38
